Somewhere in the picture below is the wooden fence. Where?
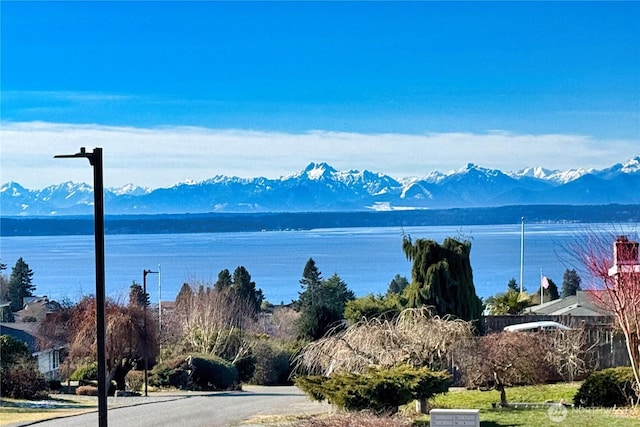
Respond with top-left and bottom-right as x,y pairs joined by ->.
483,315 -> 630,369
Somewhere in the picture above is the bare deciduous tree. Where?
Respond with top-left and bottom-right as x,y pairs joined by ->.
260,306 -> 300,339
571,230 -> 640,391
545,326 -> 597,382
173,282 -> 258,364
457,332 -> 552,407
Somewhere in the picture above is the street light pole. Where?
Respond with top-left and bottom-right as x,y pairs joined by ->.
142,269 -> 158,397
158,263 -> 162,362
54,147 -> 107,427
157,264 -> 162,333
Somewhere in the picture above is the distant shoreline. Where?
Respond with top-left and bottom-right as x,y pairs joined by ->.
2,204 -> 638,237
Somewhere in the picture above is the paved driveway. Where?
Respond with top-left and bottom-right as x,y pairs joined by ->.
10,386 -> 329,427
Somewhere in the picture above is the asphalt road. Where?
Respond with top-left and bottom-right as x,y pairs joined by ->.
17,386 -> 329,427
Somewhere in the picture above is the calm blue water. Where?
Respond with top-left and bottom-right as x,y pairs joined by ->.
1,223 -> 637,305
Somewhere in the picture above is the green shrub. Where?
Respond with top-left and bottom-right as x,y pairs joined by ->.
296,365 -> 450,414
249,340 -> 293,385
150,357 -> 190,389
234,353 -> 256,383
0,336 -> 47,399
574,367 -> 637,407
70,362 -> 98,381
125,370 -> 144,392
76,385 -> 99,396
150,354 -> 238,391
190,354 -> 238,390
0,335 -> 30,368
1,363 -> 48,399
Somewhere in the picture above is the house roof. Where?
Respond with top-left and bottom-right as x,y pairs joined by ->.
0,323 -> 39,353
525,290 -> 610,317
15,297 -> 61,322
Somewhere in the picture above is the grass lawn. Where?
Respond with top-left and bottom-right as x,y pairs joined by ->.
0,397 -> 95,426
418,383 -> 640,427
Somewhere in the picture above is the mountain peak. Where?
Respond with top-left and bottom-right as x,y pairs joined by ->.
303,162 -> 337,180
110,183 -> 151,196
455,163 -> 501,177
0,181 -> 27,196
621,155 -> 640,173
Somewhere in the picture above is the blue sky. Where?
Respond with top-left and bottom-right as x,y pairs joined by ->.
1,1 -> 639,188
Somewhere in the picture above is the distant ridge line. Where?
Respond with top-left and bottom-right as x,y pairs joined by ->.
2,204 -> 638,237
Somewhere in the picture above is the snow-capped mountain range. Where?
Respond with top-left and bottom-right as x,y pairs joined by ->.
1,156 -> 639,216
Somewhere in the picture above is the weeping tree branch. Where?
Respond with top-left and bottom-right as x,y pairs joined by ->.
292,306 -> 474,376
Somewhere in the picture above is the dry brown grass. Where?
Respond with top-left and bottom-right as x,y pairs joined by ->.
297,413 -> 412,427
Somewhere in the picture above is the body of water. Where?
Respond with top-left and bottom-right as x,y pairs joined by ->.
1,223 -> 636,305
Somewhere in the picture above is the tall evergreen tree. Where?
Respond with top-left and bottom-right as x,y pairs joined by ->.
561,268 -> 582,298
128,281 -> 150,307
174,282 -> 194,320
387,274 -> 409,295
298,258 -> 322,308
232,266 -> 264,313
296,304 -> 343,341
296,272 -> 355,341
507,278 -> 519,292
214,269 -> 233,292
546,277 -> 560,301
402,236 -> 482,324
8,257 -> 35,312
319,273 -> 355,315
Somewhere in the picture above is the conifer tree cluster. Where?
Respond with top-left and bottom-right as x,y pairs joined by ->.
296,258 -> 355,340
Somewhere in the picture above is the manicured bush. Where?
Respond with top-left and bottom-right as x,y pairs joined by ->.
574,367 -> 637,407
249,340 -> 293,385
125,370 -> 144,392
150,357 -> 189,389
189,354 -> 238,390
233,353 -> 256,383
150,354 -> 238,390
76,385 -> 99,396
296,365 -> 450,414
